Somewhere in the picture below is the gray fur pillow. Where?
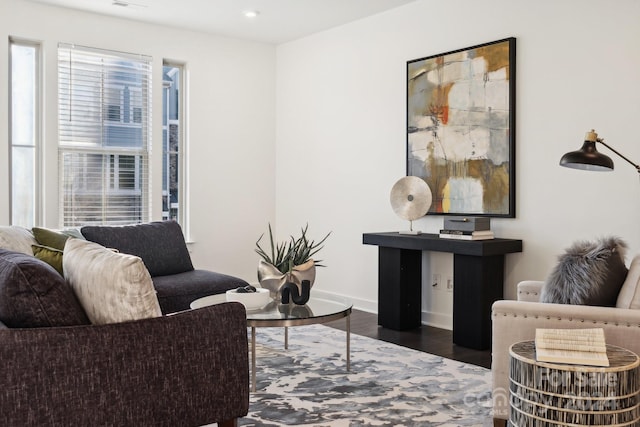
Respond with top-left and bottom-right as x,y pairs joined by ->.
541,236 -> 628,306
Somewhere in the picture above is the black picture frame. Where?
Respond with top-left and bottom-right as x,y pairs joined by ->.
406,37 -> 516,218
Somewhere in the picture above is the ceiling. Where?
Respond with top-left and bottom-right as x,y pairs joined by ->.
27,0 -> 417,44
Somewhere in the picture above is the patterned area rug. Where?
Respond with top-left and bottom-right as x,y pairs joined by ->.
239,324 -> 493,426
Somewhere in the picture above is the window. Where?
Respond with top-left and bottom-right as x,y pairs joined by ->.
107,104 -> 121,122
162,62 -> 184,224
10,39 -> 40,228
58,44 -> 152,226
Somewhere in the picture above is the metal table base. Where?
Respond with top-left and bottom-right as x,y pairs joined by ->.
249,310 -> 351,392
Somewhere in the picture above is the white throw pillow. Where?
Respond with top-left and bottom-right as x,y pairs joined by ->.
0,226 -> 37,255
63,238 -> 162,324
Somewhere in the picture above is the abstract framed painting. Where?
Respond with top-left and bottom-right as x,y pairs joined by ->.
407,37 -> 516,217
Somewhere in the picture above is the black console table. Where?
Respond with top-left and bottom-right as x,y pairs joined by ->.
362,232 -> 522,350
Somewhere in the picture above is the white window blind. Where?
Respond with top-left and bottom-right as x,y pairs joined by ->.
58,43 -> 152,227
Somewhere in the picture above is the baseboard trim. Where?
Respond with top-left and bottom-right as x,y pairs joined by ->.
312,289 -> 452,330
311,289 -> 378,314
421,311 -> 453,330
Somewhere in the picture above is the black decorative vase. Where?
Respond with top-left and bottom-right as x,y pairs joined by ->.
281,280 -> 311,305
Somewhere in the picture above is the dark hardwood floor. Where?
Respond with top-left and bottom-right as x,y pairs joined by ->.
325,309 -> 492,369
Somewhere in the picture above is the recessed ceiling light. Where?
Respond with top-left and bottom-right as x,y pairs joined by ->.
243,10 -> 260,18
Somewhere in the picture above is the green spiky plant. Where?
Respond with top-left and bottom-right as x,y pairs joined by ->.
255,223 -> 331,274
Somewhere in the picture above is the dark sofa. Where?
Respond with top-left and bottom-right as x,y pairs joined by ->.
0,224 -> 251,426
81,221 -> 249,313
0,302 -> 249,426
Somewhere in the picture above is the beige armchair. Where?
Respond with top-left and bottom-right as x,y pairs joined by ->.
491,255 -> 640,426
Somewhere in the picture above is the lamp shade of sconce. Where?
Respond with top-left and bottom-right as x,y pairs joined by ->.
560,130 -> 640,174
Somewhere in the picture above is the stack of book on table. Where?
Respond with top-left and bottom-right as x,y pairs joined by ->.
534,328 -> 609,367
438,229 -> 494,240
438,216 -> 494,240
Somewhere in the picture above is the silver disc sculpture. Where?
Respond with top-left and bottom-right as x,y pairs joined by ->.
390,176 -> 432,234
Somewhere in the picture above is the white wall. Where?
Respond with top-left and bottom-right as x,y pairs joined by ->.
0,0 -> 277,281
2,0 -> 639,327
276,0 -> 640,324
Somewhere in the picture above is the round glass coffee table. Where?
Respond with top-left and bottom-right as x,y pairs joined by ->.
191,294 -> 353,392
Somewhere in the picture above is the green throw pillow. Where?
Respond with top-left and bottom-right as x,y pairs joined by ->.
32,244 -> 64,276
32,227 -> 70,251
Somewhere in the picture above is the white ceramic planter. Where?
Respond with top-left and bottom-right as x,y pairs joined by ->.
257,259 -> 316,300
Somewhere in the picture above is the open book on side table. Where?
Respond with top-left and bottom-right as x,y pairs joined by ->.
534,328 -> 610,367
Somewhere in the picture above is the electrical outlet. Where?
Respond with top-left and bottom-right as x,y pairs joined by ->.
432,274 -> 441,289
446,277 -> 453,292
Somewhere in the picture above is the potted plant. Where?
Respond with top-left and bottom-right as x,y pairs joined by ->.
255,223 -> 330,299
